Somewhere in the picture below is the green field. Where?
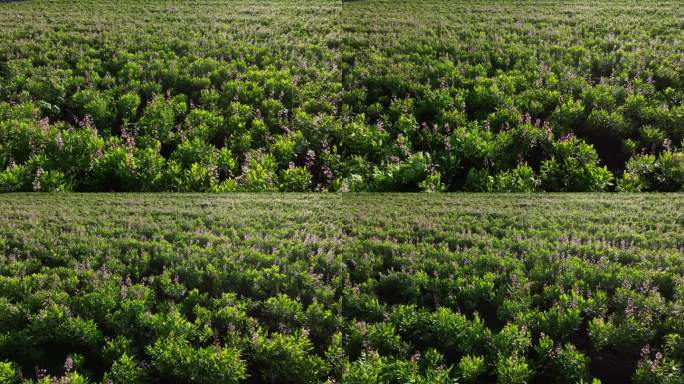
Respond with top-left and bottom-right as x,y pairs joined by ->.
2,0 -> 684,383
1,194 -> 683,383
1,0 -> 683,193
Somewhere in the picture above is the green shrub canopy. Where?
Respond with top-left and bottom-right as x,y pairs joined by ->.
1,0 -> 683,192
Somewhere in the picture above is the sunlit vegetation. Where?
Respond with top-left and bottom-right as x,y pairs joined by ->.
0,194 -> 682,383
1,0 -> 683,192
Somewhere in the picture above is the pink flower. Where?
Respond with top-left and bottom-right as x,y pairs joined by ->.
39,117 -> 50,132
64,356 -> 73,372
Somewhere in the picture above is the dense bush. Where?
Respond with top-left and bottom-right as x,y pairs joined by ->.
147,337 -> 246,384
540,137 -> 614,192
619,149 -> 684,192
1,0 -> 683,192
0,361 -> 19,384
0,194 -> 681,383
251,331 -> 326,383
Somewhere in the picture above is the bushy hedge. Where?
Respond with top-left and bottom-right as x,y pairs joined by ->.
1,0 -> 683,192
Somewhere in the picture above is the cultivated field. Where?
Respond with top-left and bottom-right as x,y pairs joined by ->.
1,0 -> 684,383
0,0 -> 683,192
0,194 -> 683,383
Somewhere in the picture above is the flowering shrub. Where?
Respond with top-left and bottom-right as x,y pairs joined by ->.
0,194 -> 680,382
1,0 -> 683,191
239,151 -> 278,192
496,354 -> 533,384
0,163 -> 31,192
493,164 -> 540,192
138,95 -> 187,145
147,337 -> 246,384
102,354 -> 146,384
0,361 -> 19,384
619,150 -> 684,192
540,138 -> 614,192
251,331 -> 326,384
341,350 -> 454,384
278,165 -> 313,192
370,153 -> 444,192
458,355 -> 486,383
536,336 -> 591,383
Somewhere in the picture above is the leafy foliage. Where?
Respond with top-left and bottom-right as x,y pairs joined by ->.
1,0 -> 683,191
0,194 -> 681,383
